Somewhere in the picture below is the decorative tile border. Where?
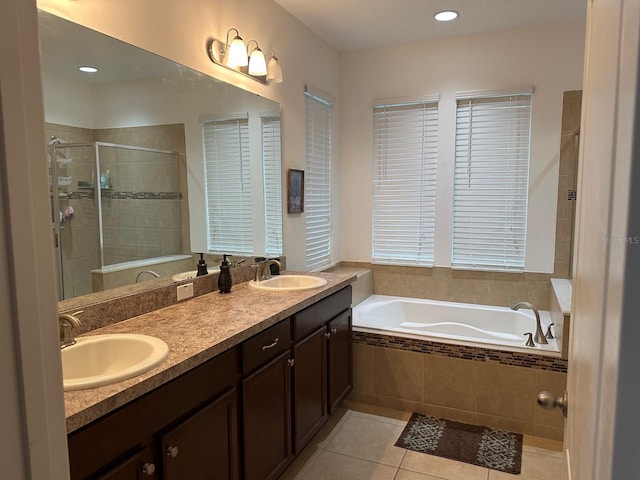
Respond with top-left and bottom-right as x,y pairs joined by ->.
67,191 -> 182,200
352,330 -> 568,373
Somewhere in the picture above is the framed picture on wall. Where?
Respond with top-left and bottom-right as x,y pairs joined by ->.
287,169 -> 304,213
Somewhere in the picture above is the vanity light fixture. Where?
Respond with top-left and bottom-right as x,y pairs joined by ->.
78,65 -> 98,73
434,10 -> 459,22
207,27 -> 283,84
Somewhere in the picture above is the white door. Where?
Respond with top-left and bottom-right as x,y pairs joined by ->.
565,0 -> 640,479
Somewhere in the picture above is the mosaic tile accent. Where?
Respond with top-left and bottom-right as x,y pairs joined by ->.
352,330 -> 568,373
67,191 -> 182,200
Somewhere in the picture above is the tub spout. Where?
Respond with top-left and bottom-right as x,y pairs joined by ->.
511,301 -> 547,345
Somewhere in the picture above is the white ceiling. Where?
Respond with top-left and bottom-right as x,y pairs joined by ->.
274,0 -> 587,52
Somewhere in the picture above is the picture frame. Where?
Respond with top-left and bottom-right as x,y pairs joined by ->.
287,169 -> 304,213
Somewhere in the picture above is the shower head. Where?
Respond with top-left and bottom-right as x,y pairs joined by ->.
48,136 -> 66,145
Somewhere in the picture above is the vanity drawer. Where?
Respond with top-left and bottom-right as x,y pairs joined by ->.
293,286 -> 352,341
242,318 -> 291,374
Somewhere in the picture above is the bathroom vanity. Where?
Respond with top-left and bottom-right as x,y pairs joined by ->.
64,275 -> 353,480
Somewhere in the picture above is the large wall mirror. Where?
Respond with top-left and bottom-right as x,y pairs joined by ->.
38,11 -> 283,304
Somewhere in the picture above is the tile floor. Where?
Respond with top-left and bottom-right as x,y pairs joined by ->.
280,403 -> 565,480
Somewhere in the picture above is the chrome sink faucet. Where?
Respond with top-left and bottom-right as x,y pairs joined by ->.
511,301 -> 548,345
58,310 -> 83,349
251,259 -> 282,282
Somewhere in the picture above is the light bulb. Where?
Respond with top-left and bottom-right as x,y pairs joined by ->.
266,56 -> 283,83
249,48 -> 267,76
226,35 -> 248,68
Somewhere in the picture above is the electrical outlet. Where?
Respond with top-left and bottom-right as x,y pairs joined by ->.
177,282 -> 194,301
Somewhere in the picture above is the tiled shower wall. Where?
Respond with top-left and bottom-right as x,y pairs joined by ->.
45,123 -> 189,298
553,90 -> 582,278
46,124 -> 98,298
95,124 -> 189,265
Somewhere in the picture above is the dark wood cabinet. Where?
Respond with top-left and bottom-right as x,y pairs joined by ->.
68,348 -> 240,480
242,351 -> 293,480
161,389 -> 238,480
68,286 -> 352,480
292,326 -> 328,452
95,448 -> 156,480
328,309 -> 353,413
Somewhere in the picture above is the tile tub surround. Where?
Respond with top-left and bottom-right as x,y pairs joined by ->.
63,270 -> 355,433
550,278 -> 572,359
349,340 -> 567,441
337,262 -> 552,311
325,265 -> 373,306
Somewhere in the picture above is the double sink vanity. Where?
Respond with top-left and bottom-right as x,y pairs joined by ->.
62,271 -> 354,480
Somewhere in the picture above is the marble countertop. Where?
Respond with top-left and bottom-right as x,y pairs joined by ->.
64,271 -> 355,433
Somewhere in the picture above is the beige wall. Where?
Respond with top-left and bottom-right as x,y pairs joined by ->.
339,21 -> 586,273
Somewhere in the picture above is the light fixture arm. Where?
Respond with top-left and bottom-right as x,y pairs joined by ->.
247,39 -> 260,55
223,28 -> 241,55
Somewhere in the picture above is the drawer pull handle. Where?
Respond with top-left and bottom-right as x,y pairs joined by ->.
142,463 -> 156,475
261,338 -> 279,350
166,446 -> 179,458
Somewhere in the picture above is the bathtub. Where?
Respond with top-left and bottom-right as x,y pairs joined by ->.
353,294 -> 560,356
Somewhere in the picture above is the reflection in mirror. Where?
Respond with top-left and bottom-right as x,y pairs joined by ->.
38,11 -> 282,303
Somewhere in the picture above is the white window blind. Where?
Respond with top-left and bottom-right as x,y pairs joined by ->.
304,89 -> 333,271
203,116 -> 253,255
452,92 -> 532,271
372,100 -> 439,266
262,114 -> 283,256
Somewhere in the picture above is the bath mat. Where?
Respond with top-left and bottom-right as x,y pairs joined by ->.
395,413 -> 523,474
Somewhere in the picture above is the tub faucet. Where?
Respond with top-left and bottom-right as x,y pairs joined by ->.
136,270 -> 160,283
511,301 -> 547,344
251,259 -> 282,281
58,311 -> 83,349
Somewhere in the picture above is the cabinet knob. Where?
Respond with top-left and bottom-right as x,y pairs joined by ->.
331,328 -> 338,335
142,463 -> 156,475
287,358 -> 295,367
166,445 -> 179,458
325,332 -> 331,339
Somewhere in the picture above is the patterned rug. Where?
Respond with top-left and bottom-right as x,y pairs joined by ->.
395,413 -> 523,474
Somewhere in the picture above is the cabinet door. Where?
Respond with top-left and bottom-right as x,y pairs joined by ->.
292,326 -> 328,453
161,389 -> 239,480
95,447 -> 157,480
328,310 -> 352,413
242,351 -> 293,480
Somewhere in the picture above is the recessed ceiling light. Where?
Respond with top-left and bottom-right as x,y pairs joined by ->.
434,10 -> 459,22
78,66 -> 98,73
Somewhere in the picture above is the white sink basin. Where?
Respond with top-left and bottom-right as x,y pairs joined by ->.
61,334 -> 169,391
248,274 -> 328,292
172,268 -> 219,282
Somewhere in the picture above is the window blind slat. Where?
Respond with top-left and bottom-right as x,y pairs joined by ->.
305,90 -> 333,270
451,93 -> 532,272
372,100 -> 439,266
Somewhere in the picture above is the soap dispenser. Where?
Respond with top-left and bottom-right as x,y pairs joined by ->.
196,253 -> 208,277
218,254 -> 233,294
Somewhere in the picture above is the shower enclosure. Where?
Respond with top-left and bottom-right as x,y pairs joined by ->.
48,140 -> 181,300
